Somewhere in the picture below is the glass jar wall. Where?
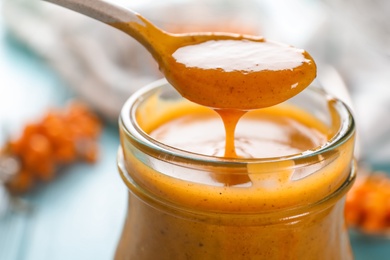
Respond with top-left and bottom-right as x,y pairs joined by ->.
115,79 -> 356,259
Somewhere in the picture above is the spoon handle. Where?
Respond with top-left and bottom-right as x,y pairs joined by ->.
42,0 -> 168,58
43,0 -> 140,24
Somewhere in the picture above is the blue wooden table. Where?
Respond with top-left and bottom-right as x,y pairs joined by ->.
0,12 -> 389,260
0,21 -> 127,260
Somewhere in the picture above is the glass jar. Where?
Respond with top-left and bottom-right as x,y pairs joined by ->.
115,79 -> 356,259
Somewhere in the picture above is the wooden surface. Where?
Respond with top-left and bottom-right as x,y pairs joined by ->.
0,22 -> 127,260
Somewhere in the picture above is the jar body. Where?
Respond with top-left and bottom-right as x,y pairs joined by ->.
116,80 -> 356,260
116,157 -> 354,260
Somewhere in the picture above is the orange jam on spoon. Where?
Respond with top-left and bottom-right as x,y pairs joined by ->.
112,17 -> 316,110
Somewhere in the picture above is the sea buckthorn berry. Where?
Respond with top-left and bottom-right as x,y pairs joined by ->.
2,100 -> 102,194
345,172 -> 390,235
6,169 -> 34,194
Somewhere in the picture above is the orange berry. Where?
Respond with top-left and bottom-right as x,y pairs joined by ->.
23,134 -> 53,170
5,99 -> 102,194
7,169 -> 34,194
34,160 -> 55,181
53,137 -> 76,163
41,112 -> 65,142
9,138 -> 25,156
345,172 -> 390,234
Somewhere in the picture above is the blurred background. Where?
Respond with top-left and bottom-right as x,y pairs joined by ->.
0,0 -> 389,259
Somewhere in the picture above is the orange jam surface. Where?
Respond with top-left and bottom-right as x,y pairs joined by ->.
150,104 -> 327,158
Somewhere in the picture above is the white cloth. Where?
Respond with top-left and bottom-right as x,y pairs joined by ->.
316,0 -> 390,165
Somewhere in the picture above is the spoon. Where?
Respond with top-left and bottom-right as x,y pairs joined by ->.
42,0 -> 316,110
